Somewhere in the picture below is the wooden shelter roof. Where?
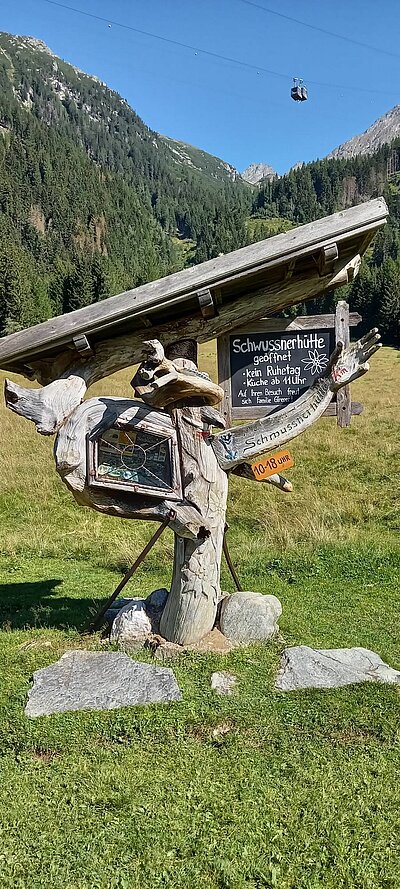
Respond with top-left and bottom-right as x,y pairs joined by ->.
0,198 -> 388,377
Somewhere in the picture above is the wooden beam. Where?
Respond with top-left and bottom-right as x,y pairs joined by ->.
228,401 -> 363,420
323,401 -> 363,417
8,254 -> 371,386
285,259 -> 296,280
221,312 -> 362,334
216,333 -> 232,428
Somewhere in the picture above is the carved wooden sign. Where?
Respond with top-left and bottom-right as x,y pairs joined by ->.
0,201 -> 387,649
217,301 -> 362,428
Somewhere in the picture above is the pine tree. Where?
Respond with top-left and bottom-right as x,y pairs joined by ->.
377,259 -> 400,346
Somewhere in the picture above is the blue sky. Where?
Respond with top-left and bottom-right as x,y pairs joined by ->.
1,0 -> 399,174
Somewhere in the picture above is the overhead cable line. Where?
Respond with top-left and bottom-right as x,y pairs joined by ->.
40,0 -> 398,96
237,0 -> 400,61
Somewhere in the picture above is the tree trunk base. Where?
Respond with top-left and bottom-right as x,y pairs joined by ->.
160,406 -> 228,645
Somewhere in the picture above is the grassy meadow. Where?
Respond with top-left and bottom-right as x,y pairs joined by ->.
0,344 -> 399,888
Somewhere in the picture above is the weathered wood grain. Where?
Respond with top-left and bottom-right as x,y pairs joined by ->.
4,375 -> 87,435
216,332 -> 232,428
222,312 -> 362,335
335,300 -> 352,427
159,406 -> 228,645
213,377 -> 334,469
54,397 -> 211,540
131,339 -> 223,409
229,401 -> 363,420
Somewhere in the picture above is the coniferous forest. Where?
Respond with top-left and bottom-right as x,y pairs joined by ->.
251,151 -> 400,345
0,31 -> 399,345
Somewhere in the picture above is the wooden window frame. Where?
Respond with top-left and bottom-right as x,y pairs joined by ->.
87,416 -> 182,500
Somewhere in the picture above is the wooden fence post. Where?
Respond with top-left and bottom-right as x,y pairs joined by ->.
217,333 -> 232,428
335,300 -> 351,427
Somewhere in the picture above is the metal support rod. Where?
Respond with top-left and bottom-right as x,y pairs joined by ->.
223,523 -> 242,592
87,512 -> 174,633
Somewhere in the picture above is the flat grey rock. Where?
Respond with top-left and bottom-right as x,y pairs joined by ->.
25,650 -> 182,717
110,598 -> 152,647
276,646 -> 400,691
211,671 -> 237,696
219,591 -> 282,643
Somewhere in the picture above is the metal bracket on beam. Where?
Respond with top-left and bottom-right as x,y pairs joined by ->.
72,334 -> 94,357
197,287 -> 216,319
317,242 -> 339,276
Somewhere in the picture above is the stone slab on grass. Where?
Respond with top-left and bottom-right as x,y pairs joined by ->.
276,646 -> 400,691
25,650 -> 182,717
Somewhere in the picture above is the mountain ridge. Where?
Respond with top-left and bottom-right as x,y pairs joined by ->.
328,106 -> 400,161
0,29 -> 249,334
0,29 -> 399,345
241,162 -> 278,185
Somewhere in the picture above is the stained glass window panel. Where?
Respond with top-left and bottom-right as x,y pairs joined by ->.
97,427 -> 173,491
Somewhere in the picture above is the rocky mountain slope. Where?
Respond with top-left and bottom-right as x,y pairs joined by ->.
0,31 -> 248,231
0,30 -> 399,344
0,33 -> 241,186
0,30 -> 250,334
328,106 -> 400,160
241,162 -> 277,184
244,106 -> 400,174
159,135 -> 240,183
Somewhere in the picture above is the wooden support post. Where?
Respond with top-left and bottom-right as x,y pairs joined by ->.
216,333 -> 232,428
335,300 -> 351,427
159,340 -> 229,645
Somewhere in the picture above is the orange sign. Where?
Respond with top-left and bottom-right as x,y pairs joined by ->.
251,449 -> 294,480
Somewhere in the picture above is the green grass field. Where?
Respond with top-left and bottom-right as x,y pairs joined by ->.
0,345 -> 399,888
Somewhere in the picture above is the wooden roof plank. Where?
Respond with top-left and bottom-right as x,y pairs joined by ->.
0,198 -> 388,369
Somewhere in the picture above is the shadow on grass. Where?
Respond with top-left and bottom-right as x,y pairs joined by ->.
0,579 -> 106,631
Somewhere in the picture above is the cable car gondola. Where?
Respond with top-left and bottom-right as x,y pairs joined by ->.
291,77 -> 308,102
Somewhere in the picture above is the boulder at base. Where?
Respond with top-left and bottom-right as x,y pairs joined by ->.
276,646 -> 400,691
145,588 -> 169,612
219,591 -> 282,643
25,650 -> 182,717
110,598 -> 152,647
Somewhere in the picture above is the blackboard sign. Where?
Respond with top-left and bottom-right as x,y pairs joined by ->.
230,328 -> 335,412
217,303 -> 363,428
